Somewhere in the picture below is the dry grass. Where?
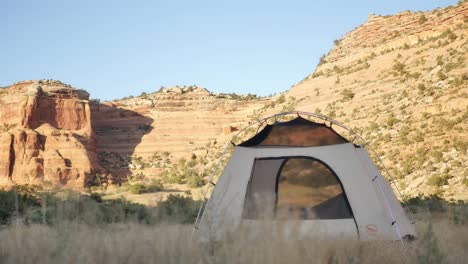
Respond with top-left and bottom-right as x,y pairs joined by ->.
0,214 -> 466,264
0,187 -> 466,263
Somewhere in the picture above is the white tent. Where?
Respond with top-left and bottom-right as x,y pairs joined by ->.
194,112 -> 416,242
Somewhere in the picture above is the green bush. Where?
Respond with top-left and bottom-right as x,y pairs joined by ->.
128,179 -> 164,194
161,170 -> 185,184
157,194 -> 202,224
0,185 -> 41,224
128,184 -> 146,194
0,191 -> 17,224
0,186 -> 208,226
404,195 -> 446,214
427,175 -> 447,186
187,174 -> 205,188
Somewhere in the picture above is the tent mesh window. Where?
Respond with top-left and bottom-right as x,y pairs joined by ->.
243,157 -> 353,220
239,117 -> 349,147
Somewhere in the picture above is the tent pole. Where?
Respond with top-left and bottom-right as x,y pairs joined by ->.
192,140 -> 232,239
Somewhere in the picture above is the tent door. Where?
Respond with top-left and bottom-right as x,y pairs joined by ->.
243,156 -> 356,224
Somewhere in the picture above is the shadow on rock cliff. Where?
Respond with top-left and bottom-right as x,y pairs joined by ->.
90,103 -> 154,185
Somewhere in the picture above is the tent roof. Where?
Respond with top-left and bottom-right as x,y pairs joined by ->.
238,116 -> 350,147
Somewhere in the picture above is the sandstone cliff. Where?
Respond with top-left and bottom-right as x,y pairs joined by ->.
91,86 -> 265,184
0,80 -> 98,188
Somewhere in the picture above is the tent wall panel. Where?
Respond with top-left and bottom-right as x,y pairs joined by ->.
354,148 -> 416,238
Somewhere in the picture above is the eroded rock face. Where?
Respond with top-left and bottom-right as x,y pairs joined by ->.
0,80 -> 97,189
89,86 -> 264,182
323,3 -> 468,64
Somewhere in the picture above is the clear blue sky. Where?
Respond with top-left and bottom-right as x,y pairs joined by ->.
1,0 -> 458,100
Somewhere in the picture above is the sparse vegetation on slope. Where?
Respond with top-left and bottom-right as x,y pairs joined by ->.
288,1 -> 468,200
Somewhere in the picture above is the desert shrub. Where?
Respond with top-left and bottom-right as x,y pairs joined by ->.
187,174 -> 205,188
156,194 -> 201,224
311,71 -> 324,78
130,172 -> 146,182
392,61 -> 407,76
318,54 -> 327,65
402,159 -> 414,175
0,185 -> 41,224
20,192 -> 155,225
427,175 -> 448,187
386,113 -> 400,127
127,182 -> 163,195
437,70 -> 448,80
332,65 -> 343,74
419,14 -> 428,24
408,72 -> 421,79
340,89 -> 355,101
0,191 -> 17,224
314,88 -> 320,96
404,195 -> 447,214
148,151 -> 171,168
161,170 -> 185,184
161,157 -> 206,187
445,29 -> 457,41
275,94 -> 286,104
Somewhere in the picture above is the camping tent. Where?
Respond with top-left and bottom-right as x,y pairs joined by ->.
194,112 -> 416,242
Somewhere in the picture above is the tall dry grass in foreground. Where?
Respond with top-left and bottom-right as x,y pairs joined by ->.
0,187 -> 466,263
0,215 -> 466,263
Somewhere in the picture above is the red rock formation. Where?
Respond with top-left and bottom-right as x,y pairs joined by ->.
0,80 -> 98,189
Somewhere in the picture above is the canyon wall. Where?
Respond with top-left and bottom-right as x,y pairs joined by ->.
0,81 -> 264,188
0,80 -> 98,188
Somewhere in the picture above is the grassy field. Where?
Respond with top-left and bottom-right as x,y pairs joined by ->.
0,187 -> 466,263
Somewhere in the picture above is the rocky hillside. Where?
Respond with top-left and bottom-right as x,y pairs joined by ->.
287,2 -> 468,199
0,2 -> 466,201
